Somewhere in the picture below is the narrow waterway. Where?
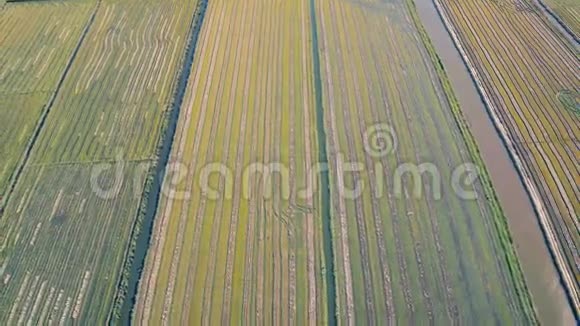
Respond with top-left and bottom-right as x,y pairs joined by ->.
413,0 -> 575,324
309,0 -> 338,324
113,0 -> 209,322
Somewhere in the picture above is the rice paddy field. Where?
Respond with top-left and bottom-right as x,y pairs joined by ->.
0,0 -> 95,202
4,0 -> 575,323
135,0 -> 327,324
317,0 -> 536,323
0,0 -> 203,323
136,0 -> 536,324
434,0 -> 580,313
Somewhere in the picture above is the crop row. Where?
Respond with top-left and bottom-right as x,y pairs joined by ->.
437,0 -> 579,312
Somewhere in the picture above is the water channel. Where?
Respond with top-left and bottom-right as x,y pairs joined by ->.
414,0 -> 575,323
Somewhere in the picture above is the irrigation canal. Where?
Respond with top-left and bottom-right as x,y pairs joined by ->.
414,0 -> 575,323
309,0 -> 338,323
115,0 -> 209,322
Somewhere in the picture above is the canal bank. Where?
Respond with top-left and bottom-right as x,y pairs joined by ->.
413,0 -> 575,323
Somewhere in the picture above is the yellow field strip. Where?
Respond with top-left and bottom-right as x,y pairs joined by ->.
135,0 -> 324,324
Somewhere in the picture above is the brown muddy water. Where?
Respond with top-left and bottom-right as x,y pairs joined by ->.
414,0 -> 575,323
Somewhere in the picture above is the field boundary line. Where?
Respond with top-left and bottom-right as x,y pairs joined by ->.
0,90 -> 51,96
26,158 -> 154,168
514,137 -> 579,146
426,0 -> 579,318
0,0 -> 103,214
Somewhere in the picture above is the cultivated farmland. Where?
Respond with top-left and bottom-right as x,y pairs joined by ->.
315,0 -> 535,323
136,0 -> 536,324
3,0 -> 569,323
0,0 -> 94,202
434,0 -> 580,313
135,0 -> 327,324
0,0 -> 203,323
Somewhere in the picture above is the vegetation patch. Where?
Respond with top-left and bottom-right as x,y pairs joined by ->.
557,90 -> 580,115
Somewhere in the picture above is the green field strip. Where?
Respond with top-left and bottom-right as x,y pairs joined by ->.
0,1 -> 95,200
310,0 -> 540,323
25,1 -> 200,165
408,0 -> 538,319
112,0 -> 211,319
0,163 -> 148,324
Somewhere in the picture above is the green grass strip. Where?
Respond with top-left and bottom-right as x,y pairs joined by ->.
405,0 -> 538,322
